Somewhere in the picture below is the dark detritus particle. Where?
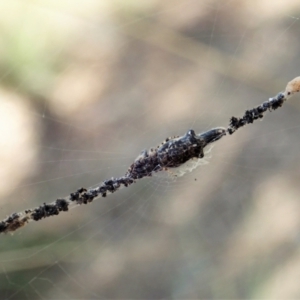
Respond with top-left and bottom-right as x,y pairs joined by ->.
70,192 -> 79,201
32,203 -> 60,221
56,199 -> 69,211
70,187 -> 88,202
6,213 -> 19,224
99,186 -> 107,195
9,216 -> 29,232
0,213 -> 30,233
0,221 -> 8,233
81,192 -> 95,204
77,187 -> 87,193
104,179 -> 115,192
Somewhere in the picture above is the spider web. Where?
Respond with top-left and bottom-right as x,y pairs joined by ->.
1,0 -> 300,299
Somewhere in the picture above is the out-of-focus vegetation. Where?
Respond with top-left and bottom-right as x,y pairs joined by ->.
1,1 -> 300,299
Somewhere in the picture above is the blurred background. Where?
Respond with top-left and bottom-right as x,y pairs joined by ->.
1,0 -> 300,299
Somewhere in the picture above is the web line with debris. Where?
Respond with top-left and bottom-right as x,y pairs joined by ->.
1,76 -> 299,234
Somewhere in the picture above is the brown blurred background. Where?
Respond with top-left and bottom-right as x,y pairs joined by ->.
1,0 -> 300,299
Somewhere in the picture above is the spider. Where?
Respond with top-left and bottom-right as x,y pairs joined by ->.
127,127 -> 226,179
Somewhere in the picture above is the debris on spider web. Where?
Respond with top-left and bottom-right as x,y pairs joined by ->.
1,76 -> 300,235
0,127 -> 225,234
227,76 -> 300,134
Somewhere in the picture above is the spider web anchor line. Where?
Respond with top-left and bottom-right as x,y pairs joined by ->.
0,76 -> 299,235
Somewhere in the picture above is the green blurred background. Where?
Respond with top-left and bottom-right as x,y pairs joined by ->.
1,0 -> 300,299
